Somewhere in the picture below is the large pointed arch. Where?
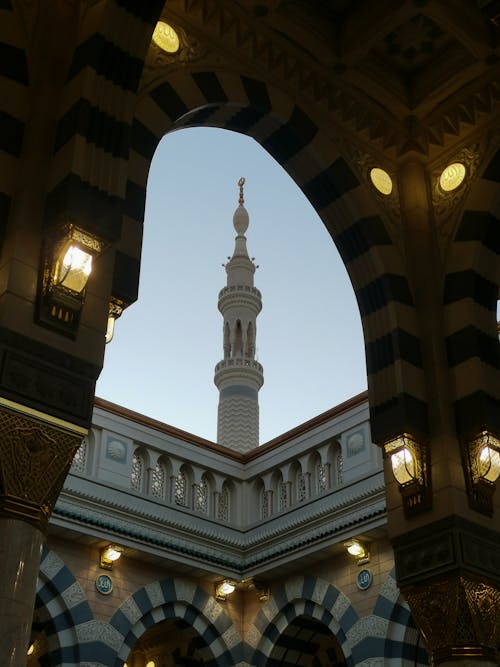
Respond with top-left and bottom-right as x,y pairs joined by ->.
248,575 -> 358,665
109,576 -> 242,666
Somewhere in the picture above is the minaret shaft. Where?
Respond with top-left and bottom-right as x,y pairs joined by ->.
214,179 -> 263,453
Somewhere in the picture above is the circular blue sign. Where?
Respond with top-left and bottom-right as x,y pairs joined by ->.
357,569 -> 373,591
95,574 -> 113,595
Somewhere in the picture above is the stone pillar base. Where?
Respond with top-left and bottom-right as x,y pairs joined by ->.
393,516 -> 500,666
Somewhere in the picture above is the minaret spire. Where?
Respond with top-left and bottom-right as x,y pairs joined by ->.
214,179 -> 264,452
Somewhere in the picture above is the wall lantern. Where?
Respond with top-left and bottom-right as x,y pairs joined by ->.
215,579 -> 237,601
214,577 -> 268,602
463,431 -> 500,515
384,433 -> 431,517
105,299 -> 124,344
345,539 -> 370,565
100,544 -> 123,570
38,223 -> 106,337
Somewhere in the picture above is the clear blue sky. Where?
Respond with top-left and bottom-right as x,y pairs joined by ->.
96,127 -> 367,444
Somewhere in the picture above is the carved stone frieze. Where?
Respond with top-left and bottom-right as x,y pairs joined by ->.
160,0 -> 500,159
0,329 -> 98,427
430,141 -> 483,259
0,404 -> 84,531
403,575 -> 500,663
393,515 -> 500,587
346,143 -> 403,254
392,516 -> 500,662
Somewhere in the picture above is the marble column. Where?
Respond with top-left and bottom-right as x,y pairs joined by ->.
0,403 -> 84,665
0,520 -> 43,666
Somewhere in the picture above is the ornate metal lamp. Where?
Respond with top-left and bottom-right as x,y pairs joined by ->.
384,433 -> 431,516
38,223 -> 107,337
463,431 -> 500,515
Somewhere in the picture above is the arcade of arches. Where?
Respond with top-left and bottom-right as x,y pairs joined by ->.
0,1 -> 499,665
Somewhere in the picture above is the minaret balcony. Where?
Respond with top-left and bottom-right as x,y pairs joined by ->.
214,358 -> 263,374
214,357 -> 264,390
218,285 -> 262,314
218,285 -> 262,300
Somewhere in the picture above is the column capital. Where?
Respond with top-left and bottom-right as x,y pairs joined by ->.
0,401 -> 85,531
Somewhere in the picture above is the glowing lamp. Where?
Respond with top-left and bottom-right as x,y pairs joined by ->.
439,162 -> 466,191
105,300 -> 124,344
384,434 -> 431,516
153,21 -> 180,53
27,644 -> 34,656
215,579 -> 237,600
38,223 -> 106,336
464,431 -> 500,515
390,447 -> 417,485
345,540 -> 370,564
370,167 -> 393,195
100,544 -> 123,570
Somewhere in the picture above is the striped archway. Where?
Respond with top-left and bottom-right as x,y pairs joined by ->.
33,547 -> 94,666
369,568 -> 429,666
0,0 -> 29,245
442,146 -> 500,443
248,575 -> 358,666
30,0 -> 427,450
109,576 -> 242,666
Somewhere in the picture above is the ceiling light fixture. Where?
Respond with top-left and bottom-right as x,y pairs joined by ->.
152,21 -> 180,53
439,162 -> 466,191
370,167 -> 393,195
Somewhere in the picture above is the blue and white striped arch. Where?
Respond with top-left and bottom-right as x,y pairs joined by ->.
248,576 -> 358,665
247,572 -> 429,666
34,547 -> 94,666
367,568 -> 429,666
109,577 -> 243,666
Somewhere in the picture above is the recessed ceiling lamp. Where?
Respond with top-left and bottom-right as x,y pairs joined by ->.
152,21 -> 180,53
370,167 -> 393,195
439,162 -> 466,191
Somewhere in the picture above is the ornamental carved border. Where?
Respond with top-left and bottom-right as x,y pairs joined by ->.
0,406 -> 83,531
403,575 -> 500,662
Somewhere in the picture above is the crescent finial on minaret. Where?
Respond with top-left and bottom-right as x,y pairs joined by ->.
238,177 -> 245,204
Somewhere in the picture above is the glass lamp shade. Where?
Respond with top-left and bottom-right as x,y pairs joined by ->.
102,546 -> 122,562
439,162 -> 466,191
346,541 -> 365,557
218,581 -> 236,596
105,316 -> 116,344
370,167 -> 393,195
390,447 -> 417,485
56,245 -> 93,293
478,445 -> 500,483
152,21 -> 180,52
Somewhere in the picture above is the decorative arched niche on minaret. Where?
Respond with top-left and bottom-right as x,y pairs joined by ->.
214,178 -> 264,453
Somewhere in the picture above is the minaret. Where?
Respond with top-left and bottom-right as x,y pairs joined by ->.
214,178 -> 264,452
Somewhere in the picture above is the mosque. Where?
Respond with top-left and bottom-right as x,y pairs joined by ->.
0,2 -> 498,666
31,182 -> 424,666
